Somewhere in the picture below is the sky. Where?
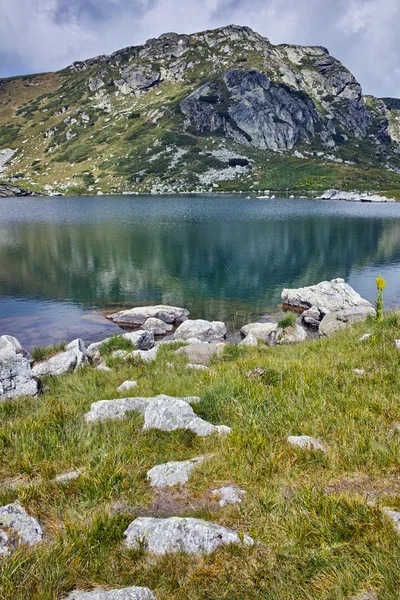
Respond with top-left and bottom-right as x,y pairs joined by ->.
0,0 -> 399,98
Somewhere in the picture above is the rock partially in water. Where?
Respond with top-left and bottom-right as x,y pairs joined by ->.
174,319 -> 227,343
0,503 -> 43,555
108,305 -> 189,326
64,587 -> 157,599
282,278 -> 373,312
147,456 -> 206,488
320,189 -> 395,203
175,342 -> 224,365
319,306 -> 376,337
211,485 -> 246,507
124,516 -> 254,555
0,350 -> 40,401
142,317 -> 173,335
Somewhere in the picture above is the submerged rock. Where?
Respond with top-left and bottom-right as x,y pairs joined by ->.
282,278 -> 373,312
174,319 -> 227,343
64,588 -> 157,599
124,516 -> 254,555
0,503 -> 43,555
147,456 -> 206,488
108,305 -> 189,326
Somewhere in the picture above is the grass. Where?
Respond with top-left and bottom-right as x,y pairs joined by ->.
30,341 -> 67,363
98,335 -> 134,357
278,312 -> 298,329
2,315 -> 400,598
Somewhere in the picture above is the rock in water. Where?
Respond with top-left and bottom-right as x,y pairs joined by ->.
124,516 -> 254,555
147,456 -> 206,488
0,503 -> 43,555
0,351 -> 40,401
319,306 -> 376,337
175,342 -> 224,365
174,319 -> 227,343
64,588 -> 157,599
108,305 -> 189,326
281,278 -> 373,312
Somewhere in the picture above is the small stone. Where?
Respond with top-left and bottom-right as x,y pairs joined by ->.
287,435 -> 326,452
147,456 -> 206,488
118,380 -> 138,393
383,508 -> 400,532
359,333 -> 371,342
96,364 -> 111,372
395,340 -> 400,350
353,369 -> 365,375
185,364 -> 210,371
211,485 -> 246,507
348,592 -> 378,600
124,516 -> 254,555
55,471 -> 81,483
64,587 -> 157,599
0,503 -> 43,553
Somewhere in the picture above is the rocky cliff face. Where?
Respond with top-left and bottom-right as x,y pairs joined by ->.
0,24 -> 399,196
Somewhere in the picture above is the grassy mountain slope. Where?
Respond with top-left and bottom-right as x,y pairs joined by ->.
2,316 -> 400,598
0,25 -> 400,197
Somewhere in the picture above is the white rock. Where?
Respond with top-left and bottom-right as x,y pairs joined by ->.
239,333 -> 259,347
142,317 -> 173,335
0,503 -> 43,554
112,350 -> 128,359
383,508 -> 400,532
395,340 -> 400,350
55,471 -> 81,483
0,353 -> 40,401
127,347 -> 159,363
109,305 -> 189,326
353,369 -> 365,375
32,350 -> 78,377
319,306 -> 376,337
240,323 -> 278,345
211,486 -> 246,507
147,457 -> 206,488
64,588 -> 157,600
85,394 -> 201,423
287,435 -> 326,452
0,335 -> 31,361
66,339 -> 88,368
185,364 -> 210,371
118,380 -> 138,393
96,364 -> 111,372
174,319 -> 227,343
175,342 -> 224,365
124,517 -> 254,555
359,333 -> 371,342
278,324 -> 307,344
282,278 -> 373,312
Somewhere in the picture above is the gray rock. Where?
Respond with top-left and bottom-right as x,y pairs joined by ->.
85,394 -> 200,423
111,350 -> 129,359
282,278 -> 373,312
96,364 -> 111,372
0,335 -> 32,361
383,508 -> 400,532
142,318 -> 173,335
64,588 -> 157,600
319,306 -> 376,337
108,305 -> 189,326
55,471 -> 81,483
278,324 -> 307,344
395,340 -> 400,350
301,306 -> 327,329
127,347 -> 159,363
185,363 -> 210,371
118,380 -> 138,393
66,339 -> 88,368
175,342 -> 224,365
87,331 -> 155,357
287,435 -> 326,452
239,333 -> 259,347
348,593 -> 378,600
0,352 -> 40,401
211,486 -> 246,507
32,350 -> 78,377
359,333 -> 371,342
142,397 -> 230,437
147,456 -> 206,488
0,503 -> 43,554
320,189 -> 394,203
174,320 -> 227,343
240,323 -> 278,345
124,516 -> 254,555
353,369 -> 365,375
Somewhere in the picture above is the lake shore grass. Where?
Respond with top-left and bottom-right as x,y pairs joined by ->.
1,315 -> 400,598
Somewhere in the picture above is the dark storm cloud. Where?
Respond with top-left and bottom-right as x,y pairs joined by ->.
0,0 -> 399,98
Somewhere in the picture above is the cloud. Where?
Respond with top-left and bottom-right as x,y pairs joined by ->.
0,0 -> 399,98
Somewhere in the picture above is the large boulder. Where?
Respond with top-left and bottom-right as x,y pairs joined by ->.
0,335 -> 32,362
124,516 -> 254,555
281,278 -> 373,312
278,324 -> 308,344
147,456 -> 206,488
142,318 -> 173,335
0,503 -> 43,556
319,306 -> 376,337
32,350 -> 79,377
64,588 -> 157,600
175,342 -> 224,365
174,319 -> 227,343
240,323 -> 278,345
0,349 -> 40,401
108,305 -> 189,326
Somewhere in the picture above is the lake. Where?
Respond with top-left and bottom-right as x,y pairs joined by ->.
1,194 -> 400,349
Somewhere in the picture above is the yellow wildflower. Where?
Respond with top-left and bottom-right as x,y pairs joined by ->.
376,275 -> 386,292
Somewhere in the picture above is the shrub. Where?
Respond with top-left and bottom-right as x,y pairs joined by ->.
278,312 -> 297,329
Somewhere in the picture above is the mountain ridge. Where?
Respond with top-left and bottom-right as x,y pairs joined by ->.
0,24 -> 400,197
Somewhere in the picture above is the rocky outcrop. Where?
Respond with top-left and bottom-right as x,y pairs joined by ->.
174,319 -> 227,343
320,189 -> 395,202
0,184 -> 38,198
282,278 -> 373,312
0,345 -> 40,401
65,588 -> 157,600
0,503 -> 43,556
124,516 -> 254,555
108,305 -> 189,326
319,306 -> 377,337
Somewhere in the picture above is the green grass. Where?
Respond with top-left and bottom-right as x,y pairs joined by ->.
2,316 -> 400,598
278,312 -> 298,329
31,341 -> 67,363
98,335 -> 134,357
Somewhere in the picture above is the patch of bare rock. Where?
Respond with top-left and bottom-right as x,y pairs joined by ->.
0,503 -> 43,556
64,588 -> 157,600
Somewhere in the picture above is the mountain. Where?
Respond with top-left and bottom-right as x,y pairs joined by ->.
1,24 -> 400,197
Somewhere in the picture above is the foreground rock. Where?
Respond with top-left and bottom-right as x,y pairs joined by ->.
288,435 -> 326,451
348,593 -> 378,600
124,516 -> 254,555
319,306 -> 376,337
108,305 -> 189,326
0,503 -> 43,555
282,278 -> 373,312
174,319 -> 227,343
0,335 -> 32,362
278,324 -> 308,344
55,471 -> 81,483
0,348 -> 40,401
65,588 -> 157,599
240,323 -> 278,345
147,457 -> 206,488
175,342 -> 224,365
87,331 -> 154,358
85,394 -> 200,423
211,486 -> 246,507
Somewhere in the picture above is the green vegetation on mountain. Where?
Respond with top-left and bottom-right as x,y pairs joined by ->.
0,24 -> 400,197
